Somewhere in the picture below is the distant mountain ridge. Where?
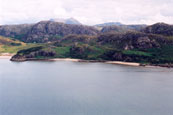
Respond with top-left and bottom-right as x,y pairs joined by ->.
0,24 -> 33,38
0,21 -> 99,43
49,18 -> 81,25
95,22 -> 147,32
95,22 -> 123,27
0,21 -> 172,44
1,20 -> 173,67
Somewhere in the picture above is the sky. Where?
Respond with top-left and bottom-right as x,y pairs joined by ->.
0,0 -> 173,25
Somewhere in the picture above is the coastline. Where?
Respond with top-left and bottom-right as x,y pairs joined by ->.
49,59 -> 173,68
1,55 -> 171,68
105,61 -> 140,66
50,58 -> 80,62
50,58 -> 141,67
9,56 -> 142,67
0,53 -> 14,59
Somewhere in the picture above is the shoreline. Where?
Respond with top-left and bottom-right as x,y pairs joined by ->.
1,56 -> 171,68
105,61 -> 140,66
51,58 -> 143,67
43,58 -> 165,68
0,53 -> 14,59
9,56 -> 142,67
0,56 -> 12,59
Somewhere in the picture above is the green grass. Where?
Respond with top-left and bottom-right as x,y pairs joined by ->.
145,45 -> 173,63
53,47 -> 71,58
122,50 -> 152,57
86,46 -> 106,60
54,47 -> 70,55
0,36 -> 41,54
0,43 -> 40,54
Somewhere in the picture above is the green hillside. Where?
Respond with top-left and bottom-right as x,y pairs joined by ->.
0,36 -> 39,54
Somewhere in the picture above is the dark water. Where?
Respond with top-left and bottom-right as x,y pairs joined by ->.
0,59 -> 173,115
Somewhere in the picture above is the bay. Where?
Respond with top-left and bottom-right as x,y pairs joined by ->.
0,59 -> 173,115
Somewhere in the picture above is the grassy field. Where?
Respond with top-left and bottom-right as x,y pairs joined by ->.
0,36 -> 39,54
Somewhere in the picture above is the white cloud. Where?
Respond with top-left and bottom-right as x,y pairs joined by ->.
0,0 -> 172,25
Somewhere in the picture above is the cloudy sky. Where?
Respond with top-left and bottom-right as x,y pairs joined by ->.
0,0 -> 172,25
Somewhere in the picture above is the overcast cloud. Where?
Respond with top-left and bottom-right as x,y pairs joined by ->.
0,0 -> 172,25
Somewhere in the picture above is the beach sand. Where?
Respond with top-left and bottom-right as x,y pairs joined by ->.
0,53 -> 14,59
105,61 -> 140,66
0,56 -> 12,59
50,58 -> 80,62
50,58 -> 140,67
0,56 -> 166,68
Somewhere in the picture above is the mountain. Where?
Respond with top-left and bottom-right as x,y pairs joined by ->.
100,25 -> 129,33
95,22 -> 123,27
96,22 -> 147,33
125,24 -> 147,31
100,24 -> 147,33
25,21 -> 99,43
49,18 -> 81,25
0,21 -> 147,43
0,24 -> 33,39
143,23 -> 173,36
0,21 -> 171,67
0,21 -> 99,43
11,30 -> 173,67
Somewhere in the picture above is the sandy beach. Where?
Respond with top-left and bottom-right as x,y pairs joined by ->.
105,61 -> 140,66
1,56 -> 169,68
0,56 -> 12,59
50,58 -> 80,62
0,53 -> 14,59
50,58 -> 141,67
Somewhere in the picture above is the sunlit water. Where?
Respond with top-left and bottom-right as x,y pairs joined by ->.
0,59 -> 173,115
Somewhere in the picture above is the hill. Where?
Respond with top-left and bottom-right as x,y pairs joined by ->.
143,23 -> 173,36
0,21 -> 99,43
96,22 -> 147,32
0,21 -> 147,43
0,22 -> 173,67
11,31 -> 173,67
0,36 -> 38,54
95,22 -> 123,27
49,18 -> 81,25
0,24 -> 33,40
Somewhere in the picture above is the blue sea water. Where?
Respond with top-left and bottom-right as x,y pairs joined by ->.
0,59 -> 173,115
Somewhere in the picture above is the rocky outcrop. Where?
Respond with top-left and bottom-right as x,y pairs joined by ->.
97,31 -> 169,50
0,24 -> 33,39
11,46 -> 56,61
10,55 -> 27,61
96,22 -> 147,32
100,50 -> 152,63
25,21 -> 99,43
101,26 -> 127,33
69,45 -> 91,59
143,23 -> 173,36
0,21 -> 99,43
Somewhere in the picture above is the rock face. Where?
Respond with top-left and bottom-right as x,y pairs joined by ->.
25,21 -> 99,43
97,31 -> 168,50
101,26 -> 127,33
0,21 -> 99,43
0,24 -> 33,39
11,48 -> 56,61
143,23 -> 173,36
10,55 -> 27,62
96,22 -> 147,32
95,22 -> 123,27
